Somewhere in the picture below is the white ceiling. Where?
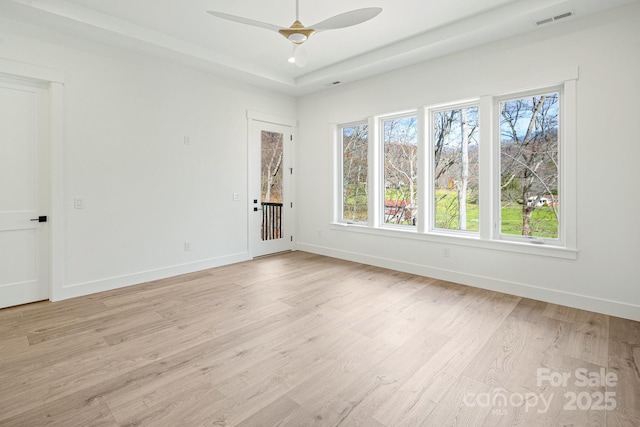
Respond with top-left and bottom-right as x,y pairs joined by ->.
1,0 -> 636,95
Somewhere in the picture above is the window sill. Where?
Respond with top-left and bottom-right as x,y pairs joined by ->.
330,222 -> 578,260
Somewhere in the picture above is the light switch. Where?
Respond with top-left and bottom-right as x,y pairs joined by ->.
74,197 -> 85,209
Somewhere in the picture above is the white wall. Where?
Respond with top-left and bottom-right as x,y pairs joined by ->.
1,5 -> 638,321
0,20 -> 296,298
296,3 -> 640,321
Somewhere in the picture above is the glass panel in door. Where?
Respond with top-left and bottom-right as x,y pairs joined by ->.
261,130 -> 284,241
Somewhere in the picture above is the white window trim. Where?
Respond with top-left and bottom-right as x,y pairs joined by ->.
368,115 -> 381,228
335,120 -> 369,225
490,83 -> 575,251
426,99 -> 481,236
378,110 -> 419,230
331,74 -> 578,260
329,221 -> 577,259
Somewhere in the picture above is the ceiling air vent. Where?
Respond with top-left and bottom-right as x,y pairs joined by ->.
536,11 -> 573,26
536,17 -> 554,26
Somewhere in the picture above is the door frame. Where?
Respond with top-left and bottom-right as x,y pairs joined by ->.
246,110 -> 297,258
0,58 -> 65,302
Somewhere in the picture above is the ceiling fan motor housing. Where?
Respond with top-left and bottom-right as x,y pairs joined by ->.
279,21 -> 315,44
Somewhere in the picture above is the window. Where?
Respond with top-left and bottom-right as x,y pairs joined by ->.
432,104 -> 479,232
498,90 -> 560,241
340,122 -> 368,223
333,77 -> 576,257
382,114 -> 417,226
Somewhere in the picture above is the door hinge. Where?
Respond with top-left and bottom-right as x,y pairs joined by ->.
290,135 -> 293,141
291,236 -> 293,242
289,167 -> 293,175
290,202 -> 293,208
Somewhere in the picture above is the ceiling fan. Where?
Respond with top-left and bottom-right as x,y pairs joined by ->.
207,0 -> 382,67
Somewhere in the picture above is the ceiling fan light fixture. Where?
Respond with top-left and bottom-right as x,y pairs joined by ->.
288,33 -> 308,43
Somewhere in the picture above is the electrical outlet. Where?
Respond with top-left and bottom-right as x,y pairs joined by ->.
233,193 -> 240,201
74,197 -> 85,209
184,241 -> 192,252
443,247 -> 450,257
183,136 -> 191,145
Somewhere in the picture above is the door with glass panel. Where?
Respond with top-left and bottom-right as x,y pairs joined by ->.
249,120 -> 292,257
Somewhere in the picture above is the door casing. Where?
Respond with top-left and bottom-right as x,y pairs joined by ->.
247,111 -> 297,258
0,58 -> 65,303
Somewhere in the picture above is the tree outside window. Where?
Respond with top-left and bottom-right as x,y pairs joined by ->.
383,115 -> 418,226
261,131 -> 283,203
433,105 -> 479,231
499,92 -> 559,238
341,123 -> 369,223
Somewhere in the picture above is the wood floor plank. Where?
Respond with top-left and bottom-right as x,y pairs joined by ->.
348,279 -> 458,341
283,333 -> 395,409
418,374 -> 494,426
0,329 -> 109,383
0,309 -> 25,341
607,316 -> 640,426
26,304 -> 166,346
106,362 -> 226,422
0,389 -> 118,427
567,309 -> 610,367
213,311 -> 359,397
0,251 -> 637,426
281,326 -> 449,426
370,292 -> 520,426
112,379 -> 225,426
235,395 -> 302,427
0,335 -> 29,359
463,315 -> 573,390
422,285 -> 496,338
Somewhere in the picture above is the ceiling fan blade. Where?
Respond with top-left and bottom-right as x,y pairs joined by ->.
207,11 -> 282,32
311,7 -> 382,32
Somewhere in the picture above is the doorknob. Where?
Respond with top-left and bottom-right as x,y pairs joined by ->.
30,216 -> 48,223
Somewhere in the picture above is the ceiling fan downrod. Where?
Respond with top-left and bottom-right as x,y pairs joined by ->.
279,0 -> 314,44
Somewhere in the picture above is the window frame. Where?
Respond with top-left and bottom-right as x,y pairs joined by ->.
491,81 -> 577,250
331,77 -> 577,259
379,111 -> 419,230
426,99 -> 481,237
336,120 -> 370,225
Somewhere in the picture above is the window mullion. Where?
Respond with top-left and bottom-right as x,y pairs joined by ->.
334,124 -> 343,224
478,95 -> 493,241
417,107 -> 428,234
367,116 -> 380,228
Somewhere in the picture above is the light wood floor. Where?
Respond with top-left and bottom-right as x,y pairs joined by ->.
1,251 -> 638,426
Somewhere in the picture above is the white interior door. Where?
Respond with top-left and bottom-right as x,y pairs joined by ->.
249,120 -> 292,257
0,77 -> 50,308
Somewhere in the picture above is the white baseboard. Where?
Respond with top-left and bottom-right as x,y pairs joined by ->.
61,252 -> 251,300
296,243 -> 640,322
